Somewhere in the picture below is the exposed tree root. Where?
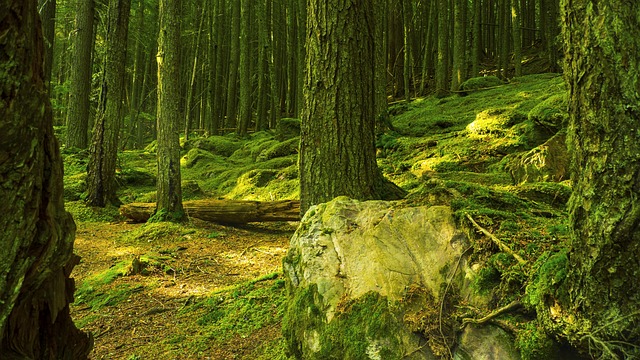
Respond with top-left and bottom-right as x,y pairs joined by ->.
465,213 -> 527,265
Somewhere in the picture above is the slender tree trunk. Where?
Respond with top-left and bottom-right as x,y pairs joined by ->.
86,0 -> 131,207
129,0 -> 145,148
237,0 -> 253,137
512,0 -> 522,76
435,0 -> 449,96
255,0 -> 270,131
0,0 -> 93,357
374,0 -> 389,128
66,0 -> 95,149
184,1 -> 205,140
471,0 -> 481,76
225,0 -> 241,129
450,0 -> 466,90
156,0 -> 184,218
402,0 -> 413,100
300,0 -> 405,214
560,1 -> 640,357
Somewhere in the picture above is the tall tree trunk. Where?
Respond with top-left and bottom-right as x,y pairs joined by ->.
38,0 -> 56,89
300,0 -> 405,214
156,0 -> 184,218
129,0 -> 146,148
402,0 -> 413,100
471,0 -> 481,77
0,0 -> 93,357
560,1 -> 640,357
450,0 -> 466,90
237,0 -> 253,137
184,0 -> 205,140
86,0 -> 131,207
65,0 -> 95,149
435,0 -> 449,96
374,0 -> 389,128
255,0 -> 270,132
511,0 -> 522,76
225,0 -> 241,129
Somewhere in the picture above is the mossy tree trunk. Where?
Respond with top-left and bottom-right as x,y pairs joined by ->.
156,0 -> 184,219
65,0 -> 95,149
86,0 -> 131,207
561,1 -> 640,357
300,0 -> 405,215
0,0 -> 92,357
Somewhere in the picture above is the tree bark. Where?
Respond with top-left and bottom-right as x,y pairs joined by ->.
561,0 -> 640,356
65,0 -> 95,149
225,0 -> 241,129
156,0 -> 184,218
121,200 -> 300,223
237,0 -> 253,137
300,0 -> 405,215
38,0 -> 56,89
86,0 -> 131,207
0,0 -> 92,357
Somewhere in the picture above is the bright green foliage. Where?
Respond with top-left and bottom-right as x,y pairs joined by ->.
74,261 -> 139,311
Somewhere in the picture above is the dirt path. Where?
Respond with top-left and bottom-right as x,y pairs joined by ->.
70,219 -> 296,359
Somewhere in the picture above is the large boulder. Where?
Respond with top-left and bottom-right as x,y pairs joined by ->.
283,197 -> 470,359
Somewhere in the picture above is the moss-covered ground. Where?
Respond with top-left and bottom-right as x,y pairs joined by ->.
66,73 -> 574,359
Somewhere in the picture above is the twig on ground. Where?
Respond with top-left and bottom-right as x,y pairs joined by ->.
461,300 -> 522,327
465,213 -> 527,265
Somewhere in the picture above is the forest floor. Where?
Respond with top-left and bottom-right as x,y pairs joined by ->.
64,72 -> 571,359
70,218 -> 296,359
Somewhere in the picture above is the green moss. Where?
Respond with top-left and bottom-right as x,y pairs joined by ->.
524,249 -> 569,309
528,94 -> 568,131
467,107 -> 528,136
275,118 -> 301,140
65,201 -> 122,222
120,222 -> 186,243
516,321 -> 559,360
183,135 -> 242,157
75,261 -> 142,311
191,273 -> 286,344
283,286 -> 404,360
460,76 -> 505,91
256,137 -> 299,162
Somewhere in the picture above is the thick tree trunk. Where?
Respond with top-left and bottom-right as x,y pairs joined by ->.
156,0 -> 184,218
300,0 -> 405,215
65,0 -> 95,149
0,1 -> 92,357
561,0 -> 640,357
86,0 -> 131,207
121,200 -> 300,223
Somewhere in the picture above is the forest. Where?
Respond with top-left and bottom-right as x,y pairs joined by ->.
0,0 -> 638,359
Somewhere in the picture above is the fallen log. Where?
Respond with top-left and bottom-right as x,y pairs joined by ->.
120,199 -> 300,224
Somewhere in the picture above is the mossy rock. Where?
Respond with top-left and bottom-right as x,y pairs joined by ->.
182,148 -> 217,169
239,169 -> 278,188
182,180 -> 205,200
504,132 -> 569,185
528,94 -> 568,133
256,137 -> 299,162
275,118 -> 301,141
116,168 -> 156,187
183,135 -> 241,157
460,76 -> 505,91
467,108 -> 527,136
513,182 -> 571,208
